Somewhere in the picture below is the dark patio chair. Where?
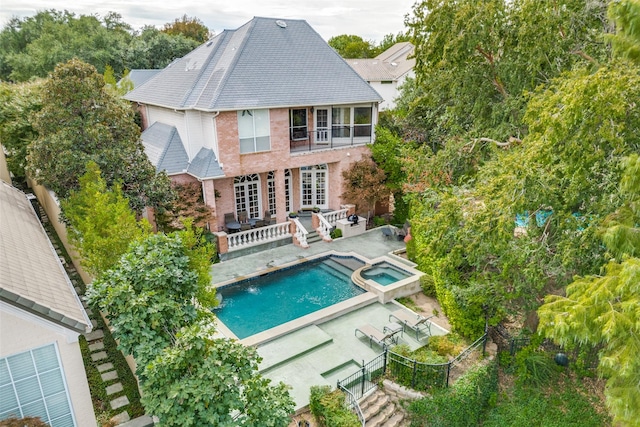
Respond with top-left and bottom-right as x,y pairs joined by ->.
264,210 -> 274,224
238,210 -> 248,223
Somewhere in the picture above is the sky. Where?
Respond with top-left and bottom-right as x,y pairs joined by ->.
0,0 -> 416,43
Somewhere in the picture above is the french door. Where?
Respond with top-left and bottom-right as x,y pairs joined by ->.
300,165 -> 327,209
315,108 -> 329,143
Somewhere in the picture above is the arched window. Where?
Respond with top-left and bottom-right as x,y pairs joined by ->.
234,174 -> 261,219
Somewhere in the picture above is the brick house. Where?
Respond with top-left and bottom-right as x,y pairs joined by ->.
125,17 -> 383,233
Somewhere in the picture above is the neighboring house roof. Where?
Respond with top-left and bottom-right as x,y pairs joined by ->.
126,69 -> 161,88
346,42 -> 415,82
0,181 -> 91,333
141,122 -> 223,179
125,17 -> 383,111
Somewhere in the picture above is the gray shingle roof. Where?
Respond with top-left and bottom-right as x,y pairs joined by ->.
141,122 -> 189,175
141,123 -> 223,179
0,181 -> 91,333
187,148 -> 224,179
125,17 -> 382,110
126,69 -> 161,89
347,42 -> 415,82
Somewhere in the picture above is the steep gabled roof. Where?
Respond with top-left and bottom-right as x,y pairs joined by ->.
187,148 -> 224,179
0,181 -> 91,333
141,122 -> 189,175
125,17 -> 382,111
140,123 -> 224,179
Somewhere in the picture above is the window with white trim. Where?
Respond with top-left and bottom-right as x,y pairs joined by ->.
234,174 -> 261,219
238,109 -> 270,153
289,109 -> 308,140
0,343 -> 76,426
284,169 -> 292,213
331,106 -> 372,138
267,171 -> 276,214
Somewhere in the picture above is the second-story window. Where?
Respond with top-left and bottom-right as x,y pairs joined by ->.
238,109 -> 270,153
290,109 -> 308,140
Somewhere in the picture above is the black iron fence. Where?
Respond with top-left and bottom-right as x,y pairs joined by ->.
336,351 -> 386,400
337,331 -> 489,398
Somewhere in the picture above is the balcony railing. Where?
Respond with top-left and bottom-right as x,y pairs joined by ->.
290,126 -> 373,153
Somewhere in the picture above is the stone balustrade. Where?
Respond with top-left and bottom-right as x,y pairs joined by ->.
225,222 -> 292,252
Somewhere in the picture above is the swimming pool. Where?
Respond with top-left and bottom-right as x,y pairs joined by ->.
214,256 -> 366,339
360,261 -> 412,286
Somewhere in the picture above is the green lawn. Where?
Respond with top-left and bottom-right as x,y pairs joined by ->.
483,373 -> 610,427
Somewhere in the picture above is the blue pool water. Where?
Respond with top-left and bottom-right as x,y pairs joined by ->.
361,261 -> 412,286
215,256 -> 365,339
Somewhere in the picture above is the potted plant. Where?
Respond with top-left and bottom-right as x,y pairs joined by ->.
288,211 -> 298,218
312,206 -> 320,213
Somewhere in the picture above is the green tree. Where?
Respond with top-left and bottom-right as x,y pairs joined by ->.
0,10 -> 131,81
0,79 -> 42,180
341,157 -> 390,222
125,27 -> 199,70
26,59 -> 173,212
538,259 -> 640,427
162,14 -> 211,43
86,231 -> 293,426
404,0 -> 609,143
538,155 -> 640,426
328,34 -> 376,58
60,162 -> 151,276
86,231 -> 212,370
607,0 -> 640,64
142,320 -> 294,427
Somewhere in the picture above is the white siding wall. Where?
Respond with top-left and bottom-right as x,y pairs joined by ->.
146,106 -> 189,156
147,107 -> 220,162
0,303 -> 96,427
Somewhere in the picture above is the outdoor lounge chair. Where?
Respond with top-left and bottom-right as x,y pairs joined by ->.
381,226 -> 396,240
355,324 -> 398,348
388,309 -> 434,340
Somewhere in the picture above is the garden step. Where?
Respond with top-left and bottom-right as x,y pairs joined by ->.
366,402 -> 396,427
359,389 -> 384,413
97,362 -> 114,372
101,370 -> 119,382
91,351 -> 108,362
117,415 -> 155,427
84,329 -> 104,342
106,382 -> 123,395
385,411 -> 406,427
110,411 -> 130,425
363,393 -> 390,420
88,342 -> 104,352
110,395 -> 129,410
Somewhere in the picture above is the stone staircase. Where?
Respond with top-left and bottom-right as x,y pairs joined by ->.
359,389 -> 410,427
306,230 -> 323,244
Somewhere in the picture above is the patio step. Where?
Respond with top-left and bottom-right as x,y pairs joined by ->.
258,325 -> 333,373
306,231 -> 322,244
360,389 -> 409,427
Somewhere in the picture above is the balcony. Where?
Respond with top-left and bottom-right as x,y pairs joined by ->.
290,126 -> 373,153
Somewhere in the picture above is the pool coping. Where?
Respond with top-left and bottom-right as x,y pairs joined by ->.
211,250 -> 424,347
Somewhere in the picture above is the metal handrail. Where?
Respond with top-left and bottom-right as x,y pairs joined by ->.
337,383 -> 366,427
